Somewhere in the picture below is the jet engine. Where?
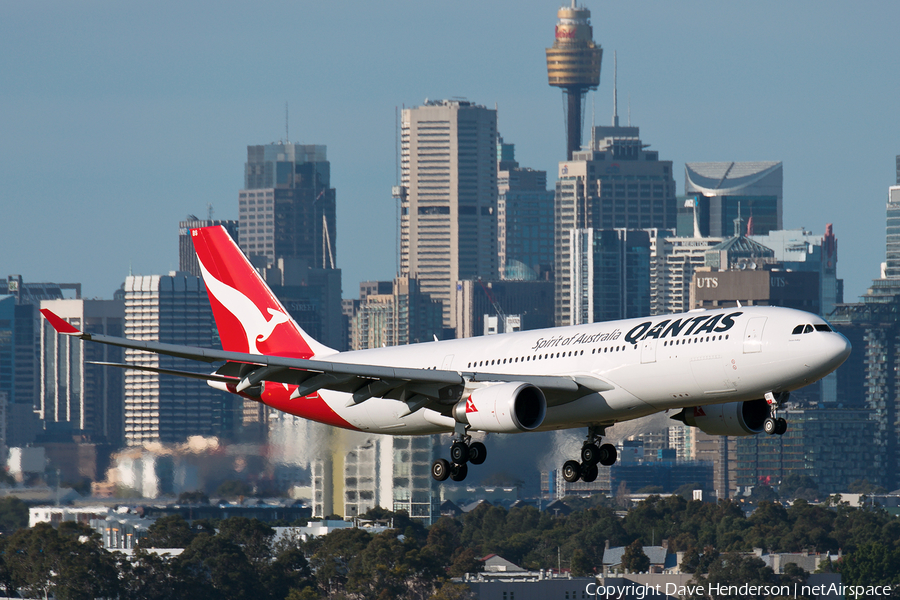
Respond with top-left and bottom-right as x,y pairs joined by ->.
453,382 -> 546,434
671,398 -> 768,436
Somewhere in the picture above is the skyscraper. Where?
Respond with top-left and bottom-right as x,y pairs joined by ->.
570,228 -> 651,324
123,273 -> 235,446
497,137 -> 555,281
238,142 -> 343,351
239,143 -> 336,271
554,125 -> 676,325
178,216 -> 239,277
399,100 -> 499,330
830,183 -> 900,490
38,298 -> 124,446
684,162 -> 783,237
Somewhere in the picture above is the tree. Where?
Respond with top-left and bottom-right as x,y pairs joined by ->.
138,514 -> 196,549
779,473 -> 819,501
570,548 -> 594,576
750,483 -> 778,502
848,479 -> 888,495
263,546 -> 314,600
428,581 -> 475,600
118,549 -> 189,600
216,516 -> 275,567
833,542 -> 900,596
621,539 -> 651,573
178,490 -> 210,504
4,522 -> 120,600
692,553 -> 776,600
177,533 -> 260,600
0,497 -> 28,533
216,479 -> 253,498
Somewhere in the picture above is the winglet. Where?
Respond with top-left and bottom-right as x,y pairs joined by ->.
40,309 -> 83,335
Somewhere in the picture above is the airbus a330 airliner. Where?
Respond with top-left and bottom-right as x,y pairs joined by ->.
41,226 -> 851,483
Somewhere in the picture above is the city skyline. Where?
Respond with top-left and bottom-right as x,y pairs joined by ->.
2,1 -> 898,304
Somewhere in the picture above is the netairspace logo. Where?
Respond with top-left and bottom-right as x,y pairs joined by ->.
584,582 -> 896,598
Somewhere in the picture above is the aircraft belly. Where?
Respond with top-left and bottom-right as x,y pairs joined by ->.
539,388 -> 655,429
319,391 -> 449,435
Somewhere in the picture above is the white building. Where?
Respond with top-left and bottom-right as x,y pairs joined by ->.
399,99 -> 499,330
39,298 -> 124,445
123,273 -> 230,446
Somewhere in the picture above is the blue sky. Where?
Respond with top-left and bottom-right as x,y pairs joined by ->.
2,1 -> 898,305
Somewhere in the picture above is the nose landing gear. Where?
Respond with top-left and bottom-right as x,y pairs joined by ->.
432,426 -> 487,482
562,426 -> 617,483
764,391 -> 789,435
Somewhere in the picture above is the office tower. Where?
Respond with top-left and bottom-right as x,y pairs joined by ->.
733,406 -> 876,496
343,435 -> 439,524
684,162 -> 783,237
349,276 -> 443,350
454,279 -> 555,338
399,100 -> 499,331
1,276 -> 73,447
240,143 -> 336,270
555,125 -> 676,325
750,225 -> 842,316
570,228 -> 650,324
829,184 -> 900,490
649,232 -> 721,316
546,2 -> 602,159
38,298 -> 125,446
123,273 -> 235,446
238,142 -> 343,351
178,216 -> 239,277
884,187 -> 900,278
497,137 -> 555,280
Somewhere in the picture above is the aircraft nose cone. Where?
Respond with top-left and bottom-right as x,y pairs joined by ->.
822,332 -> 852,370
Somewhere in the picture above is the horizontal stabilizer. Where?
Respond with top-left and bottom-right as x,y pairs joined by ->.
88,361 -> 236,384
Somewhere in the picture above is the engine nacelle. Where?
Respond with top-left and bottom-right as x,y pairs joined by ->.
453,382 -> 546,433
672,398 -> 768,436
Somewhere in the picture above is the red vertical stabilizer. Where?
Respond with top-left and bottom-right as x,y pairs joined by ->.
190,226 -> 333,359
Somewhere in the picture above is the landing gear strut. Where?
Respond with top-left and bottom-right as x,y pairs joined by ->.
764,391 -> 789,436
562,426 -> 617,483
432,424 -> 487,482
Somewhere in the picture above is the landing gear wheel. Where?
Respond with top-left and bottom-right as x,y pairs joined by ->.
450,462 -> 468,482
764,417 -> 777,435
581,463 -> 599,483
450,441 -> 469,464
581,443 -> 601,465
599,443 -> 617,467
562,460 -> 581,483
432,458 -> 451,481
468,441 -> 487,465
775,418 -> 787,435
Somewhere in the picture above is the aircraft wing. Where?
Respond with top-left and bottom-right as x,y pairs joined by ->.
42,309 -> 612,408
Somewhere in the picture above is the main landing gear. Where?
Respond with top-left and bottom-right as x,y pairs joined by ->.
562,426 -> 617,483
432,425 -> 486,482
764,391 -> 789,436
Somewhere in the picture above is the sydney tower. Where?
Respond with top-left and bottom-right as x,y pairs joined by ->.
546,2 -> 602,160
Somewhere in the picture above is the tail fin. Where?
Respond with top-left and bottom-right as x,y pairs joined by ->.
191,226 -> 335,359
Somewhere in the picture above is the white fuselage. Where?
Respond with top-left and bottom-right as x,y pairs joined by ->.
309,306 -> 850,435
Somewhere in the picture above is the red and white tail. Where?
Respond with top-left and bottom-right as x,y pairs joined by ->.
191,226 -> 335,359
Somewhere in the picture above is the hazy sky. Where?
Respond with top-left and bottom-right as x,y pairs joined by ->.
2,1 -> 898,306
